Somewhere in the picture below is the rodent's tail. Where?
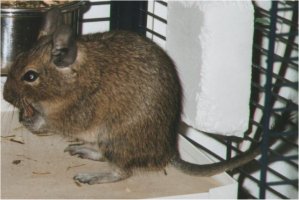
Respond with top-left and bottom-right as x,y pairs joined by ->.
171,145 -> 260,176
172,109 -> 297,176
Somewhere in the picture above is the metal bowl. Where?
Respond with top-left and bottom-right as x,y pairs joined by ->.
1,1 -> 86,75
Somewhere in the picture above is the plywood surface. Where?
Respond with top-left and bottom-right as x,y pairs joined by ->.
1,112 -> 221,199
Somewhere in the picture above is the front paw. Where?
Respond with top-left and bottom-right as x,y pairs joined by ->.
74,173 -> 103,185
64,145 -> 105,161
64,145 -> 89,159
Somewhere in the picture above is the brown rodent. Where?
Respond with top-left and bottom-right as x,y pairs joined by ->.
3,8 -> 259,184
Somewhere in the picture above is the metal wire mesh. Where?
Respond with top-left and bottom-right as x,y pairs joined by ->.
237,1 -> 298,198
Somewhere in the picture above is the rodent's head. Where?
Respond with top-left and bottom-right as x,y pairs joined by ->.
3,8 -> 82,119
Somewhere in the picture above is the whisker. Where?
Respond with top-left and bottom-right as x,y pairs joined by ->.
9,104 -> 17,123
21,98 -> 30,116
20,98 -> 25,112
24,99 -> 32,116
1,108 -> 16,136
21,98 -> 31,120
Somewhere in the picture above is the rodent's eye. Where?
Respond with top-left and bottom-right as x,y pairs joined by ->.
22,70 -> 39,82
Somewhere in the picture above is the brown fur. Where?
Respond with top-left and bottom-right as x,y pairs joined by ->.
4,9 -> 261,184
4,28 -> 182,175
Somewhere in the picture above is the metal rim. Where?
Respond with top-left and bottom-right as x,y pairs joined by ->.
0,1 -> 85,15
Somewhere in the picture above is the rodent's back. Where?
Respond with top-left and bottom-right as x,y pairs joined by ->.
80,31 -> 182,170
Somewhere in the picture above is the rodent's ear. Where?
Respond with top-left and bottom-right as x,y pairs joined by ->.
39,8 -> 62,38
39,8 -> 77,67
51,25 -> 77,67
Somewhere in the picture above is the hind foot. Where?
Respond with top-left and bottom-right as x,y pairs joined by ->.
74,170 -> 131,185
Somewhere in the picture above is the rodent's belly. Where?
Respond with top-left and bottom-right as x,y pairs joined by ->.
21,113 -> 49,135
21,111 -> 101,143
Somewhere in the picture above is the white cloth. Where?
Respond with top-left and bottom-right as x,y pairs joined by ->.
166,1 -> 254,137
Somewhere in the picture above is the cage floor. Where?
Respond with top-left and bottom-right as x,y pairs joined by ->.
1,111 -> 221,199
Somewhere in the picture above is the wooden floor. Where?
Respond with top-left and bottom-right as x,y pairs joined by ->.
1,111 -> 221,199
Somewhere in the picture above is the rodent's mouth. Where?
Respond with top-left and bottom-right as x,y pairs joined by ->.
19,99 -> 36,121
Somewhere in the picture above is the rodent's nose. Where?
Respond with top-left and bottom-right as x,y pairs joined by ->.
3,78 -> 18,105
